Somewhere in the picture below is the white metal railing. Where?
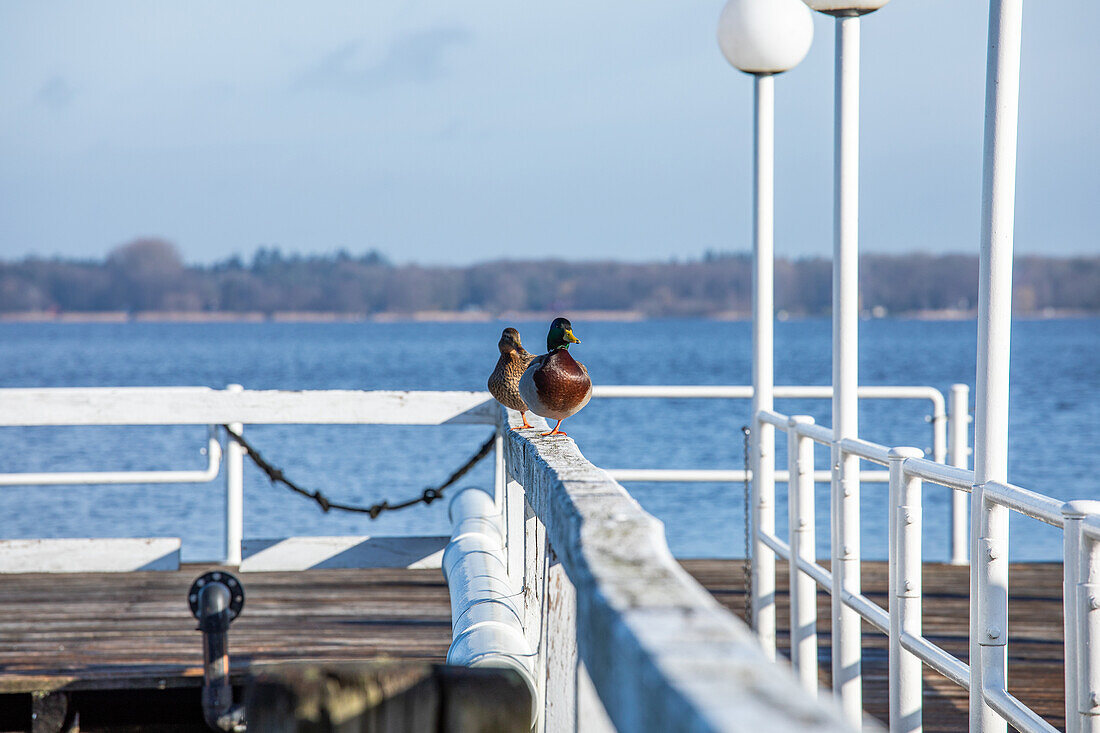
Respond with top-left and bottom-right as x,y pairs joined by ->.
593,382 -> 971,565
0,386 -> 498,565
750,404 -> 1088,733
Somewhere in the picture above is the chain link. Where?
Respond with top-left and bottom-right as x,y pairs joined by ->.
222,426 -> 495,519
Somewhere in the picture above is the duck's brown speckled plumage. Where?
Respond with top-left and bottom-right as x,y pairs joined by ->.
488,328 -> 535,414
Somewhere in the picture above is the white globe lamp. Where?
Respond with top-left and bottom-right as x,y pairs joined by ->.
717,0 -> 814,75
803,0 -> 890,16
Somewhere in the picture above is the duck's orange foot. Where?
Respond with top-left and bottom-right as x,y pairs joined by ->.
540,420 -> 567,437
511,413 -> 534,431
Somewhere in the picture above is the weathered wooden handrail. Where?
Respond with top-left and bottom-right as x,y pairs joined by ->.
497,405 -> 857,732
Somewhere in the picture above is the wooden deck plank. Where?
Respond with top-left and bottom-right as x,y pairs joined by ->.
681,559 -> 1066,733
0,565 -> 452,693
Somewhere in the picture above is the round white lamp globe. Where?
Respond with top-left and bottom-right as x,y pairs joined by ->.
717,0 -> 814,75
802,0 -> 891,16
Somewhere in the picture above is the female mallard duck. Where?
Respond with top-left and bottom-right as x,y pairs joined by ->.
519,317 -> 592,437
488,327 -> 536,430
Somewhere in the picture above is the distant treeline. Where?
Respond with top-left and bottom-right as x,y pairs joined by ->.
1,239 -> 1098,317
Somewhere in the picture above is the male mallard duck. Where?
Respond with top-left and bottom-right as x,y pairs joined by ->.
518,317 -> 592,437
488,327 -> 536,430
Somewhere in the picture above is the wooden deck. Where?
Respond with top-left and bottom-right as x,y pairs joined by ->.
0,560 -> 1066,731
682,559 -> 1067,733
0,565 -> 452,696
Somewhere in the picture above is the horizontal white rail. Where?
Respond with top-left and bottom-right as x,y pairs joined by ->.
983,687 -> 1059,733
605,468 -> 889,483
838,437 -> 892,466
0,387 -> 498,426
985,480 -> 1065,528
593,384 -> 944,408
0,430 -> 222,486
899,632 -> 970,689
901,456 -> 974,491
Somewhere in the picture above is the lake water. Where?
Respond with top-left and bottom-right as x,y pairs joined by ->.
1,317 -> 1097,562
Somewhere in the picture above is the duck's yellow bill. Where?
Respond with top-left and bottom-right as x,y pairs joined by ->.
564,329 -> 580,344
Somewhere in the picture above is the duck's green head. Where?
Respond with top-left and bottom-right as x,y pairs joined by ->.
547,317 -> 580,351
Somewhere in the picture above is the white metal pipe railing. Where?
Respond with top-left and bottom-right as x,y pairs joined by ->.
1072,513 -> 1100,733
603,468 -> 889,484
1064,502 -> 1086,733
888,447 -> 924,733
985,480 -> 1065,527
902,457 -> 974,492
983,687 -> 1059,733
787,415 -> 818,696
443,486 -> 539,727
899,631 -> 970,690
0,427 -> 221,486
225,384 -> 244,566
592,383 -> 948,461
949,384 -> 971,564
755,403 -> 1083,733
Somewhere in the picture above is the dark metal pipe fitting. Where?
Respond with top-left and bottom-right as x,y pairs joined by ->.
189,571 -> 246,732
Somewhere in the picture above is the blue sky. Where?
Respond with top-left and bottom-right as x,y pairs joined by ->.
1,1 -> 1097,265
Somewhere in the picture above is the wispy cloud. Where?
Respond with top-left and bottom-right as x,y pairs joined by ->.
35,76 -> 76,110
299,26 -> 472,93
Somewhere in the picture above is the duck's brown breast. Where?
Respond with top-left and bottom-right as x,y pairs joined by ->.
532,350 -> 591,414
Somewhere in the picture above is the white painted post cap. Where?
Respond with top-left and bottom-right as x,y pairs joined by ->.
802,0 -> 891,16
717,0 -> 814,75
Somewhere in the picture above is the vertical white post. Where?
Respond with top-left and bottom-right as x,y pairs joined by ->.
1063,502 -> 1100,733
750,71 -> 777,659
949,384 -> 971,565
788,416 -> 818,695
1078,517 -> 1100,733
225,383 -> 244,566
830,14 -> 863,724
889,448 -> 924,733
971,0 -> 1023,729
494,426 -> 505,511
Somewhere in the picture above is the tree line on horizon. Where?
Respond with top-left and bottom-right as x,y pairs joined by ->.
1,239 -> 1097,316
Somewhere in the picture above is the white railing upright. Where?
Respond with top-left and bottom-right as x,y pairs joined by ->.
750,401 -> 1087,733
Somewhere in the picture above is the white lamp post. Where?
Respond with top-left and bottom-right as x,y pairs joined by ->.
717,0 -> 813,664
802,0 -> 889,726
971,2 -> 1024,732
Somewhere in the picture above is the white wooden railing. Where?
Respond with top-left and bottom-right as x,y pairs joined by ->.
0,386 -> 496,568
750,405 -> 1096,733
490,403 -> 855,732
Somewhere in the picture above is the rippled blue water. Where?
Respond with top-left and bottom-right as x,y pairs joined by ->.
0,317 -> 1096,561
